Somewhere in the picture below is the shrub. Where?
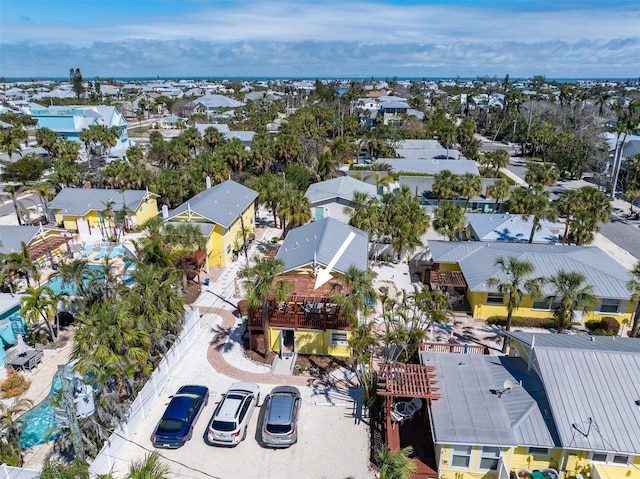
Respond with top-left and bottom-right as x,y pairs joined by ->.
487,315 -> 556,329
586,317 -> 620,336
0,369 -> 31,398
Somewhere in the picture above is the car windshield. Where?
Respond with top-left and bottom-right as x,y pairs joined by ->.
266,424 -> 292,434
212,420 -> 237,432
157,418 -> 184,433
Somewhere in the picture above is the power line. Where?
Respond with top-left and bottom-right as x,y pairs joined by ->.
90,419 -> 222,479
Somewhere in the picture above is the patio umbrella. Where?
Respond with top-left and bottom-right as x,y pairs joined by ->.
17,334 -> 27,356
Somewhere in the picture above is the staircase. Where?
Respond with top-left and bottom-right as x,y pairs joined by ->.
271,352 -> 297,375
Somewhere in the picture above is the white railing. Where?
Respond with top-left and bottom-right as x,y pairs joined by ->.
89,308 -> 200,477
0,464 -> 41,479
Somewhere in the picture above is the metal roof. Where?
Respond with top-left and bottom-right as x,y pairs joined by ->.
400,176 -> 501,202
0,226 -> 57,254
275,218 -> 368,274
420,353 -> 558,447
305,176 -> 377,204
395,149 -> 462,161
466,213 -> 563,243
534,347 -> 640,454
397,140 -> 443,150
194,94 -> 243,108
380,159 -> 479,175
427,240 -> 633,299
49,188 -> 153,217
167,180 -> 258,229
507,331 -> 640,353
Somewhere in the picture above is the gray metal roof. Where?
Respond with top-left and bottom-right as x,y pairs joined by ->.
379,159 -> 479,175
534,347 -> 640,454
305,177 -> 377,205
194,94 -> 243,108
396,139 -> 443,150
507,331 -> 640,353
275,218 -> 368,274
466,213 -> 563,243
427,240 -> 633,299
399,176 -> 501,202
421,353 -> 558,447
395,148 -> 462,161
0,225 -> 64,254
166,180 -> 258,228
49,188 -> 153,216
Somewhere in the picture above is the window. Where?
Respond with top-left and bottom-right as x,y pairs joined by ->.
532,298 -> 552,310
487,293 -> 504,304
591,452 -> 630,465
598,298 -> 619,313
226,244 -> 231,254
479,446 -> 501,470
528,447 -> 550,456
330,332 -> 348,346
450,446 -> 472,468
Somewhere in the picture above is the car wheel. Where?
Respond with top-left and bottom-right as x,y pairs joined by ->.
242,427 -> 247,441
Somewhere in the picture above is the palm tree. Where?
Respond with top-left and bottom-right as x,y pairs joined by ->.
525,162 -> 560,187
623,188 -> 640,216
626,262 -> 640,337
489,178 -> 510,213
126,452 -> 170,479
164,222 -> 207,290
330,266 -> 377,323
456,172 -> 483,211
203,126 -> 224,152
3,242 -> 36,288
0,398 -> 33,466
433,202 -> 466,241
376,446 -> 418,479
20,286 -> 63,342
486,256 -> 546,353
483,149 -> 510,177
31,183 -> 55,222
277,189 -> 311,233
561,187 -> 611,245
506,185 -> 557,244
345,191 -> 380,264
250,173 -> 284,227
239,257 -> 290,309
432,170 -> 458,204
382,187 -> 431,260
548,270 -> 597,333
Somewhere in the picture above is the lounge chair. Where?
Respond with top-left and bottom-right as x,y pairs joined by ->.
81,244 -> 93,257
108,246 -> 124,259
93,246 -> 108,260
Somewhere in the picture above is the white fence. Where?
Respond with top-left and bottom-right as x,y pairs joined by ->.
89,308 -> 201,477
0,465 -> 41,479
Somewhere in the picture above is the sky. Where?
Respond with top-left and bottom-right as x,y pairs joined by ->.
1,0 -> 639,79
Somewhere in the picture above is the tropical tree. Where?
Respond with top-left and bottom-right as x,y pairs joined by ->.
0,398 -> 33,466
250,173 -> 284,227
525,162 -> 560,187
203,126 -> 224,152
126,452 -> 171,479
164,222 -> 207,290
548,270 -> 597,333
35,127 -> 58,156
55,258 -> 92,298
20,286 -> 65,343
626,262 -> 640,337
486,256 -> 546,352
345,191 -> 380,264
277,188 -> 311,233
382,187 -> 431,260
3,242 -> 36,287
506,185 -> 557,243
489,178 -> 511,213
456,172 -> 483,211
483,149 -> 510,177
432,170 -> 458,204
557,187 -> 611,245
623,188 -> 640,216
433,202 -> 466,241
376,446 -> 418,479
239,257 -> 289,310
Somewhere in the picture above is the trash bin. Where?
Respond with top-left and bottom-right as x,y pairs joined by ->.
204,278 -> 210,286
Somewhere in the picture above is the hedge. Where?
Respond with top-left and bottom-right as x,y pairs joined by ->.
487,315 -> 556,329
585,317 -> 620,336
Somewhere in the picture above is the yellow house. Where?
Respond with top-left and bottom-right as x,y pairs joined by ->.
247,218 -> 369,358
0,225 -> 72,269
426,241 -> 637,329
417,333 -> 640,479
49,188 -> 159,236
164,179 -> 257,268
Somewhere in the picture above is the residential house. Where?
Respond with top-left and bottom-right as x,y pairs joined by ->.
380,159 -> 479,176
0,225 -> 72,268
163,180 -> 258,268
49,188 -> 158,236
305,176 -> 377,223
399,176 -> 506,212
416,333 -> 640,479
247,218 -> 368,357
466,213 -> 564,243
195,123 -> 256,150
31,105 -> 132,158
193,94 -> 243,117
423,241 -> 637,327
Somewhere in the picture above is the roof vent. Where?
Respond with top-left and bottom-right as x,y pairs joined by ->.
590,336 -> 595,342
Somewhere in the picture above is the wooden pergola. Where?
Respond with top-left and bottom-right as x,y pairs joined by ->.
27,236 -> 72,263
377,362 -> 441,478
429,270 -> 466,290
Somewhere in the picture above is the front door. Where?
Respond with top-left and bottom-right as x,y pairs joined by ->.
281,329 -> 295,358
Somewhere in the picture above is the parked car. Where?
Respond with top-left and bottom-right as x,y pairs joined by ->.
206,382 -> 260,446
261,385 -> 301,448
151,385 -> 209,448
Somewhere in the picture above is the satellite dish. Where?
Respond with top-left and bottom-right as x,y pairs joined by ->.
503,379 -> 514,392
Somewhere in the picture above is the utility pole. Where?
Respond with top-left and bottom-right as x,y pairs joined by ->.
58,365 -> 85,461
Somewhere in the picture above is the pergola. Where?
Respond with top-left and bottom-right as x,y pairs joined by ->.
27,236 -> 72,263
429,270 -> 467,290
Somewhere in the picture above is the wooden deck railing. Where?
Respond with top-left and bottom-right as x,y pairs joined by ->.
247,303 -> 350,330
420,341 -> 489,355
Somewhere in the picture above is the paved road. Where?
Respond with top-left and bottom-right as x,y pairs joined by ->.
0,193 -> 40,217
600,219 -> 640,261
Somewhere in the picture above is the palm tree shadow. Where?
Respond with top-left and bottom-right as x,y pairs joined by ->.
210,325 -> 234,353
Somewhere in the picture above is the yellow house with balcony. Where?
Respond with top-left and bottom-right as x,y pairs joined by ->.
418,333 -> 640,479
426,241 -> 637,329
49,188 -> 158,236
164,179 -> 257,268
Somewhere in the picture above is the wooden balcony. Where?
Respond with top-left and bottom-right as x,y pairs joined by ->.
247,298 -> 350,331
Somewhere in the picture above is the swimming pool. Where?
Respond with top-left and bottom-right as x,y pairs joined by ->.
44,264 -> 132,295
